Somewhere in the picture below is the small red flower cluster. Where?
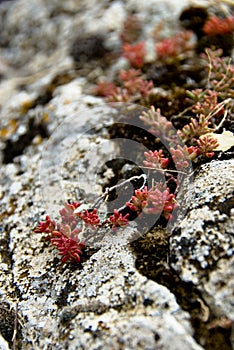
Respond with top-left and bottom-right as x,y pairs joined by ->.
139,106 -> 175,143
34,215 -> 56,234
50,231 -> 85,264
59,201 -> 81,227
170,145 -> 200,170
126,186 -> 149,214
145,186 -> 178,221
177,114 -> 213,144
78,208 -> 100,227
197,134 -> 219,158
140,105 -> 220,167
155,30 -> 193,60
122,42 -> 146,68
143,150 -> 169,171
95,69 -> 154,103
170,135 -> 220,167
108,210 -> 130,230
93,81 -> 117,98
35,202 -> 85,263
122,31 -> 193,67
126,185 -> 177,221
35,201 -> 130,263
35,180 -> 181,263
203,15 -> 234,35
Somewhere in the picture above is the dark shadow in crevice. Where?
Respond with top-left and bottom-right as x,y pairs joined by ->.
2,115 -> 49,164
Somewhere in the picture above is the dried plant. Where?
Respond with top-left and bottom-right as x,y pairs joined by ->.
120,15 -> 142,44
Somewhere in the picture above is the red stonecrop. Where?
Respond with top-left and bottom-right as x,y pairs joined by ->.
93,81 -> 118,98
34,215 -> 56,234
197,134 -> 219,158
77,208 -> 100,227
95,69 -> 154,103
170,145 -> 199,170
177,114 -> 214,144
155,30 -> 193,59
203,15 -> 234,35
34,14 -> 232,267
144,186 -> 178,221
34,203 -> 86,264
59,201 -> 81,228
143,150 -> 169,171
108,210 -> 130,230
50,232 -> 86,264
126,186 -> 149,214
122,42 -> 146,68
139,106 -> 177,144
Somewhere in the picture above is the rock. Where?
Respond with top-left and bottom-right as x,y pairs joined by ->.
0,81 -> 202,348
0,335 -> 10,350
0,0 -> 233,349
171,159 -> 234,318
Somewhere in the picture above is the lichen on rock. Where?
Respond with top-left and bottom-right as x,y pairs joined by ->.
0,0 -> 233,349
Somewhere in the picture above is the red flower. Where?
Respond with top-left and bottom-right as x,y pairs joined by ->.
34,215 -> 56,234
50,234 -> 86,263
118,69 -> 142,82
53,223 -> 81,240
77,208 -> 100,227
155,31 -> 193,59
126,186 -> 149,214
94,81 -> 118,97
170,145 -> 200,170
140,107 -> 176,144
197,134 -> 219,158
203,16 -> 234,35
95,69 -> 154,103
122,42 -> 146,68
143,150 -> 169,170
145,187 -> 178,220
108,209 -> 129,230
59,201 -> 81,228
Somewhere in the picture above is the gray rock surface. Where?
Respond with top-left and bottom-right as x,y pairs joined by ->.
171,159 -> 234,317
0,0 -> 233,349
0,91 -> 203,350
